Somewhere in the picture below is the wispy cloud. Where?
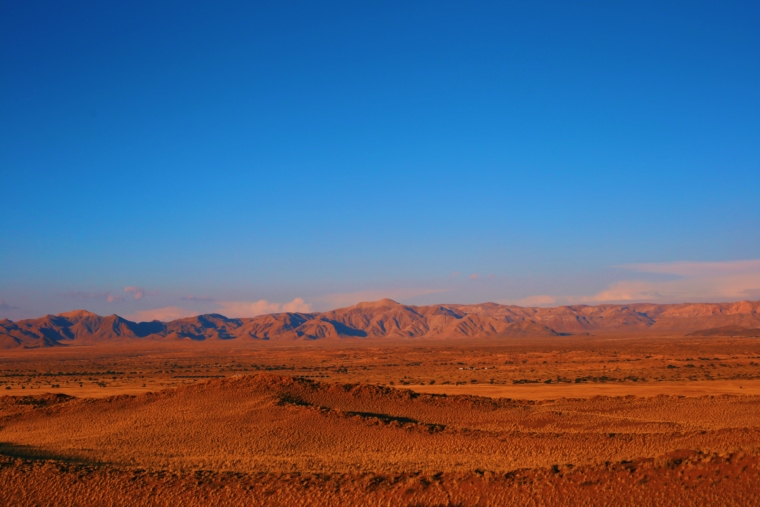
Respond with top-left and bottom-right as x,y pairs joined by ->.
507,259 -> 760,307
216,298 -> 313,318
181,295 -> 215,302
0,298 -> 19,311
624,259 -> 760,277
124,306 -> 199,322
582,259 -> 760,303
124,286 -> 145,300
62,288 -> 156,303
62,291 -> 123,303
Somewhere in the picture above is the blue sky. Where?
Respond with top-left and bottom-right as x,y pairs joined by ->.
1,1 -> 759,320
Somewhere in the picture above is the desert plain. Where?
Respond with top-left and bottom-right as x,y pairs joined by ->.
2,300 -> 760,506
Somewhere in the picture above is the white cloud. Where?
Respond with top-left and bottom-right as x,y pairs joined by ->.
124,286 -> 146,300
583,259 -> 760,303
497,260 -> 760,307
280,297 -> 312,313
0,298 -> 19,310
624,259 -> 760,277
63,291 -> 124,303
124,306 -> 199,322
216,298 -> 313,318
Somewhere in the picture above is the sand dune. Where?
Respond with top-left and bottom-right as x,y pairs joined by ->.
3,335 -> 760,506
2,373 -> 760,506
2,373 -> 760,473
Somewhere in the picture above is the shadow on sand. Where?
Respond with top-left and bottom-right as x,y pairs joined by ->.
0,442 -> 102,465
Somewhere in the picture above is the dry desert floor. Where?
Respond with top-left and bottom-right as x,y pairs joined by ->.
2,334 -> 760,506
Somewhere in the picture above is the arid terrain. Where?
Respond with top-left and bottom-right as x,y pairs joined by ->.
2,300 -> 760,505
3,299 -> 760,348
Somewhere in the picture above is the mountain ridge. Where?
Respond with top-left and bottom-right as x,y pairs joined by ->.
1,299 -> 759,348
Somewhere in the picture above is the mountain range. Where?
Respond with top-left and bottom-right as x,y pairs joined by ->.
1,299 -> 759,348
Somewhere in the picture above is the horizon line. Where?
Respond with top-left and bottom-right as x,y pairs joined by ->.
4,298 -> 759,324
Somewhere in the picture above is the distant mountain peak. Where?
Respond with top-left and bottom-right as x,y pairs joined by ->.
2,299 -> 759,348
354,298 -> 401,308
58,309 -> 99,319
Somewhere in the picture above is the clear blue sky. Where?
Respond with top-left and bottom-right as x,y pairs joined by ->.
2,1 -> 759,320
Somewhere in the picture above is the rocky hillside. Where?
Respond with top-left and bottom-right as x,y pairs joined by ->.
1,299 -> 760,348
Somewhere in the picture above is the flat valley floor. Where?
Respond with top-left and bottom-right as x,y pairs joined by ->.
2,334 -> 760,506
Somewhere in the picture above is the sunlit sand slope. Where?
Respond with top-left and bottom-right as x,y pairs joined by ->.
1,374 -> 759,473
1,451 -> 758,507
2,374 -> 760,506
